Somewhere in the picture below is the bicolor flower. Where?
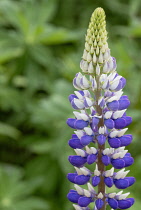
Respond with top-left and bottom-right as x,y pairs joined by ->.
66,7 -> 135,210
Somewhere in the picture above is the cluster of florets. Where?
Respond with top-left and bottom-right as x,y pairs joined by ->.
66,7 -> 135,210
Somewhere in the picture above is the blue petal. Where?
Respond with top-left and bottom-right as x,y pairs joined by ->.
107,100 -> 119,111
120,95 -> 128,100
70,189 -> 76,193
122,156 -> 134,167
123,116 -> 132,126
102,155 -> 111,166
126,198 -> 135,205
68,94 -> 78,103
104,177 -> 113,187
67,118 -> 76,129
71,99 -> 84,110
68,155 -> 87,167
118,99 -> 130,110
108,137 -> 121,148
125,177 -> 136,187
72,134 -> 78,138
108,198 -> 118,209
114,178 -> 129,189
111,158 -> 125,169
78,196 -> 92,207
124,152 -> 131,157
92,117 -> 99,126
97,134 -> 106,145
74,120 -> 89,129
120,77 -> 126,88
75,175 -> 90,185
68,138 -> 84,149
78,90 -> 85,96
114,118 -> 126,129
67,191 -> 81,203
87,154 -> 97,164
92,176 -> 100,187
119,134 -> 132,146
118,199 -> 133,209
115,80 -> 122,91
95,199 -> 104,209
84,98 -> 92,108
80,135 -> 93,146
104,119 -> 115,129
67,173 -> 77,183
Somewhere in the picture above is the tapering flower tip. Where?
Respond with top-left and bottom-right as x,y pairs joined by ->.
80,7 -> 109,74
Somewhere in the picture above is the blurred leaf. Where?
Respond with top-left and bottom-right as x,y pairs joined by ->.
28,140 -> 54,154
105,0 -> 129,15
29,45 -> 53,67
0,87 -> 24,111
30,80 -> 73,130
112,14 -> 141,38
41,26 -> 81,45
0,31 -> 24,63
0,122 -> 21,140
129,0 -> 141,17
35,0 -> 57,22
10,197 -> 49,210
25,155 -> 60,195
0,165 -> 49,210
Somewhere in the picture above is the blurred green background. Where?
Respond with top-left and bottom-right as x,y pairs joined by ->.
0,0 -> 140,209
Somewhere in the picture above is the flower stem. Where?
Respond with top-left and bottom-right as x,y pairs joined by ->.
95,77 -> 106,210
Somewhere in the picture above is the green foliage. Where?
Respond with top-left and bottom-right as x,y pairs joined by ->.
0,164 -> 49,210
0,0 -> 140,209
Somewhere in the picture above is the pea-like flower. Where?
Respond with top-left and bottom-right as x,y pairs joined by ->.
67,7 -> 135,210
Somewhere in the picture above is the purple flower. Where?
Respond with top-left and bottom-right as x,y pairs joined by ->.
66,7 -> 135,210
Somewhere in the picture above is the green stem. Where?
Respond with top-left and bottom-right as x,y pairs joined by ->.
95,76 -> 106,210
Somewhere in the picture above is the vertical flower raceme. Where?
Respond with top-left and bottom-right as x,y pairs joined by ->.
66,7 -> 135,210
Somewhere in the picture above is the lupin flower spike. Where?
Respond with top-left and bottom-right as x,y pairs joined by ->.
67,7 -> 135,210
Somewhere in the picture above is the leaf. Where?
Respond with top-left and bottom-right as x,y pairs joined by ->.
28,141 -> 54,154
129,0 -> 141,17
0,31 -> 24,63
0,0 -> 21,28
25,155 -> 60,195
0,122 -> 21,140
11,197 -> 49,210
29,45 -> 53,67
40,25 -> 81,45
0,165 -> 49,210
35,0 -> 57,22
0,87 -> 24,111
105,0 -> 129,15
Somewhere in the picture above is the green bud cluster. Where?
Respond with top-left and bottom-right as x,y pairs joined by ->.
80,8 -> 111,75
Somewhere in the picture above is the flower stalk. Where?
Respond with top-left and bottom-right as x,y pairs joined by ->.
66,7 -> 135,210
